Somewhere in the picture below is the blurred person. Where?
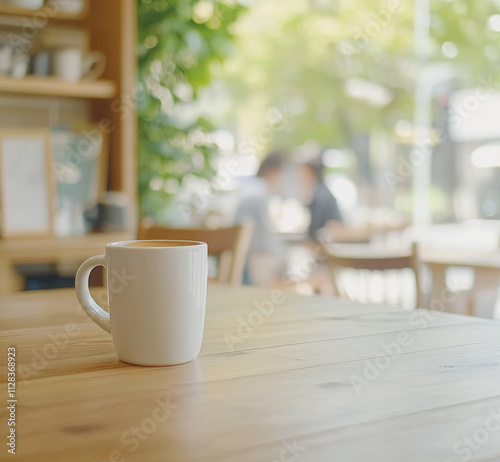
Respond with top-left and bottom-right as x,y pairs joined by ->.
298,156 -> 342,243
294,155 -> 342,296
234,150 -> 287,287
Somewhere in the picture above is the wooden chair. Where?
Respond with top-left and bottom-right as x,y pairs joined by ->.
137,220 -> 253,286
324,242 -> 422,309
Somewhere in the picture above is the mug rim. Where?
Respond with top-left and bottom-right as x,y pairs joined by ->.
107,239 -> 206,249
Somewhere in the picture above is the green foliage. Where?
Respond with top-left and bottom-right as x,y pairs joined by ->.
217,0 -> 500,152
217,0 -> 415,152
430,0 -> 500,81
137,0 -> 500,220
137,0 -> 245,220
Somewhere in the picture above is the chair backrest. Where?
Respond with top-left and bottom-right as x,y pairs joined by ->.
325,242 -> 422,309
137,220 -> 253,286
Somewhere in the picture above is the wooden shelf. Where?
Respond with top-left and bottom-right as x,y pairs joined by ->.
0,75 -> 116,99
0,2 -> 87,21
0,231 -> 133,262
0,1 -> 138,290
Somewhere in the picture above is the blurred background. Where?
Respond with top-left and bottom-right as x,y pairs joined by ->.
2,0 -> 500,318
138,0 -> 500,227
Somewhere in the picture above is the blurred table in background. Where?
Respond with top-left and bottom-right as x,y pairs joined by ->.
422,246 -> 500,319
407,223 -> 500,251
324,243 -> 500,319
321,221 -> 500,248
325,221 -> 409,244
0,232 -> 133,295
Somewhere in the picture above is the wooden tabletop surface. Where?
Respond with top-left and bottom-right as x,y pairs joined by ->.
2,285 -> 500,461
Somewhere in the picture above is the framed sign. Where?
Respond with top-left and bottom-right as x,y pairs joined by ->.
0,130 -> 55,238
51,126 -> 108,206
51,126 -> 108,236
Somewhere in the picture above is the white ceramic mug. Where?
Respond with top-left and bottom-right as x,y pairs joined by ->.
53,48 -> 106,82
10,51 -> 28,79
0,41 -> 12,74
76,240 -> 208,366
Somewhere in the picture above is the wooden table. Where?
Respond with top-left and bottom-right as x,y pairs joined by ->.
2,286 -> 500,461
325,222 -> 409,244
0,232 -> 132,296
422,247 -> 500,318
325,243 -> 500,317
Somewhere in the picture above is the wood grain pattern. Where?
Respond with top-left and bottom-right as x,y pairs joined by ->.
1,286 -> 500,461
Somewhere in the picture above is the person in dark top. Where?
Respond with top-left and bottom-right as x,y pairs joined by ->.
299,157 -> 342,242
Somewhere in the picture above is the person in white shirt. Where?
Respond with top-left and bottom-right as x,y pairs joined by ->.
234,150 -> 287,286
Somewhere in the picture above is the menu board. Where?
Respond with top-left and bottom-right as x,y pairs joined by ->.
0,132 -> 54,238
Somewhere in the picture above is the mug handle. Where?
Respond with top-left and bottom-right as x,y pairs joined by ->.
83,51 -> 106,80
75,255 -> 111,333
